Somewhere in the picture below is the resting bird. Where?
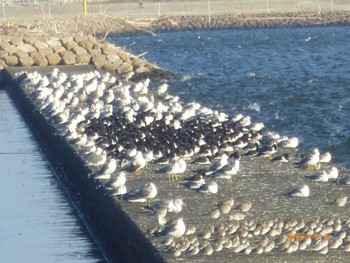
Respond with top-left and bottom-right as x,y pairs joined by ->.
122,182 -> 157,204
285,184 -> 310,197
155,217 -> 186,238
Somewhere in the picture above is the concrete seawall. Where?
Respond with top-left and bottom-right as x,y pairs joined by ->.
1,66 -> 165,263
2,65 -> 350,263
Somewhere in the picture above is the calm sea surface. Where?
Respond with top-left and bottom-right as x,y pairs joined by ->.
0,90 -> 104,262
111,26 -> 350,167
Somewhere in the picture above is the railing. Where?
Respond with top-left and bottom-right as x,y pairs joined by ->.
1,0 -> 350,21
1,0 -> 109,6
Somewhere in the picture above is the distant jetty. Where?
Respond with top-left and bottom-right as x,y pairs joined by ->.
1,11 -> 350,37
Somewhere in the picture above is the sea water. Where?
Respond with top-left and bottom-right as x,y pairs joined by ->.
111,26 -> 350,167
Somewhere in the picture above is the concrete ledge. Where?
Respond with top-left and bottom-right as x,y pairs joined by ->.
1,66 -> 165,263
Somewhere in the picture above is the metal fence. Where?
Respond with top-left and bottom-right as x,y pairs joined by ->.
1,0 -> 109,6
1,0 -> 350,21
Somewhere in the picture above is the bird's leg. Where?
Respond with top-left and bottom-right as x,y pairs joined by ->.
307,164 -> 312,171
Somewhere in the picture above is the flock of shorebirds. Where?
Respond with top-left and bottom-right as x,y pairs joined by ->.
16,68 -> 350,258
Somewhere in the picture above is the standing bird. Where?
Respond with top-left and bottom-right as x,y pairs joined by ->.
203,154 -> 229,176
299,148 -> 320,171
212,158 -> 240,182
157,158 -> 187,182
258,141 -> 278,160
122,151 -> 146,175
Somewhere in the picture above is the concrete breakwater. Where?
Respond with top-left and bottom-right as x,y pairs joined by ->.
0,35 -> 176,81
2,65 -> 350,262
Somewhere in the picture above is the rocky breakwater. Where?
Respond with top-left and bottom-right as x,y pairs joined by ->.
0,35 -> 176,81
150,11 -> 350,32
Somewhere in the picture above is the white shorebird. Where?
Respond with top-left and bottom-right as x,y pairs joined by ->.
299,148 -> 320,171
319,152 -> 332,163
204,154 -> 229,176
122,151 -> 146,175
155,217 -> 186,238
182,174 -> 206,190
83,147 -> 107,169
212,159 -> 240,181
110,185 -> 127,197
325,167 -> 338,179
157,83 -> 168,96
231,113 -> 243,123
238,116 -> 251,127
157,158 -> 187,181
154,208 -> 168,226
123,182 -> 157,203
89,158 -> 117,180
198,181 -> 218,194
149,198 -> 185,213
306,171 -> 329,182
286,184 -> 310,197
248,122 -> 264,133
104,172 -> 127,190
279,137 -> 299,148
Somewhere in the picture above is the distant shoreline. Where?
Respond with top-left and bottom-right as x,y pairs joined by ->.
149,12 -> 350,34
2,11 -> 350,39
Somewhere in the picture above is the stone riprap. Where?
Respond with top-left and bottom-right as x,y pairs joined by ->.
150,11 -> 350,32
0,35 -> 176,81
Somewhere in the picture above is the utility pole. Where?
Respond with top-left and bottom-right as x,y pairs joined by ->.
83,0 -> 88,16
